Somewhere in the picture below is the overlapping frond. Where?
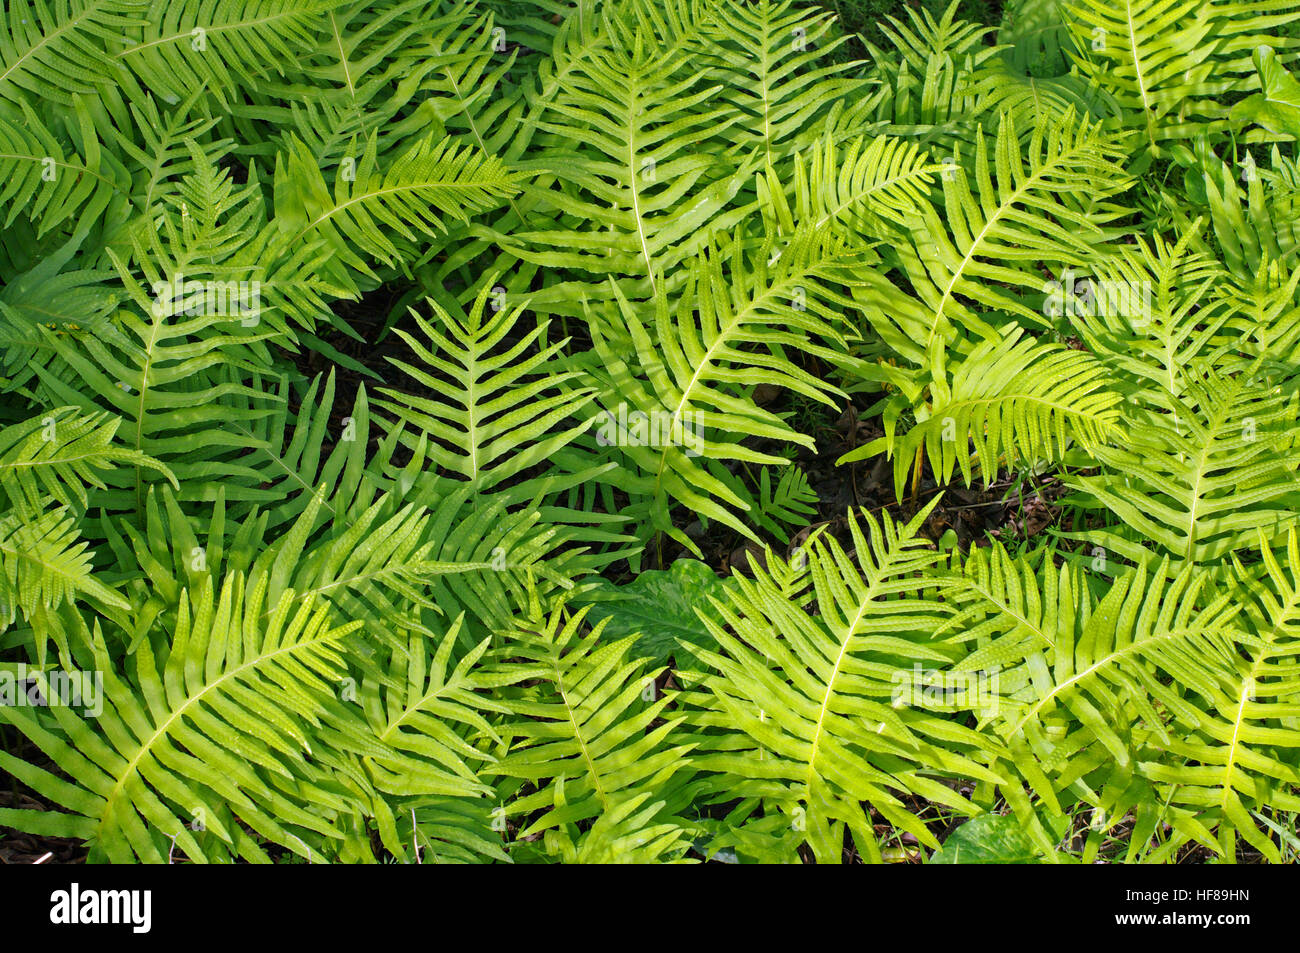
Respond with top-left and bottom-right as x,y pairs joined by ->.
115,0 -> 335,104
485,597 -> 697,849
0,574 -> 367,862
844,328 -> 1125,499
586,225 -> 862,548
852,108 -> 1129,392
274,130 -> 520,288
1063,0 -> 1300,153
4,0 -> 1300,868
0,0 -> 142,107
1063,362 -> 1300,567
683,503 -> 1003,863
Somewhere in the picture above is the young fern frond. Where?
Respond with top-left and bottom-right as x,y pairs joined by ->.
712,464 -> 818,544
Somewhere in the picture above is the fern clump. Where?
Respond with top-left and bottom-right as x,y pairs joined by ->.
3,0 -> 1300,867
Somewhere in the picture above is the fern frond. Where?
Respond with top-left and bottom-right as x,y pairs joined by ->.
0,508 -> 127,665
115,0 -> 334,104
485,598 -> 697,846
699,0 -> 864,166
0,408 -> 170,517
274,130 -> 519,286
586,225 -> 862,547
1063,362 -> 1300,567
376,285 -> 595,498
1063,0 -> 1300,152
843,328 -> 1125,499
684,502 -> 1004,863
0,574 -> 370,862
0,96 -> 131,235
0,0 -> 142,107
851,108 -> 1129,389
759,131 -> 938,242
361,615 -> 498,798
498,0 -> 750,310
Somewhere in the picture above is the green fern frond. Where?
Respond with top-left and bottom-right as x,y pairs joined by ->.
0,96 -> 130,235
0,574 -> 369,862
361,615 -> 498,798
0,0 -> 143,107
485,598 -> 697,848
851,108 -> 1129,390
1063,0 -> 1300,152
274,130 -> 519,287
844,328 -> 1125,499
115,0 -> 334,104
699,0 -> 865,166
585,224 -> 862,548
684,502 -> 1004,863
376,285 -> 595,498
0,408 -> 171,517
0,508 -> 127,665
1063,361 -> 1300,567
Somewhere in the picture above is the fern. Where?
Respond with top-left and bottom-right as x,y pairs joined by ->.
1062,365 -> 1300,567
0,0 -> 142,107
5,0 -> 1300,868
684,503 -> 1003,863
843,327 -> 1125,499
0,573 -> 367,862
114,0 -> 335,105
484,596 -> 698,853
1063,0 -> 1300,154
